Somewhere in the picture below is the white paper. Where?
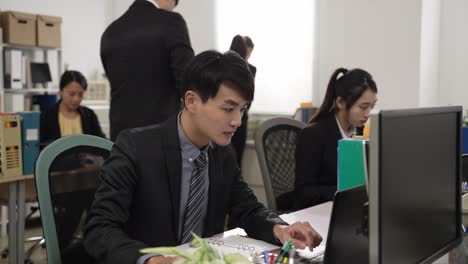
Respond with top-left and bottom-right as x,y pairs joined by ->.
26,129 -> 38,141
177,235 -> 279,258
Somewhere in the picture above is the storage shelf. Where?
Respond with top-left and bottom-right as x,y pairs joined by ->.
3,88 -> 60,95
1,43 -> 61,51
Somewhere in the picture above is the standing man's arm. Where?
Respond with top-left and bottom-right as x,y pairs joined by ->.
166,13 -> 194,92
84,131 -> 147,263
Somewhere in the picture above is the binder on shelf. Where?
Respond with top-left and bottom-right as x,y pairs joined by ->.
4,49 -> 23,89
4,94 -> 25,112
337,138 -> 369,191
18,112 -> 40,175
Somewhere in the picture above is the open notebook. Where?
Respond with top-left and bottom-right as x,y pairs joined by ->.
177,235 -> 280,258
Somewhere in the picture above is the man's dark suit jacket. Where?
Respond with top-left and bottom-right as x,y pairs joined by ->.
83,115 -> 287,264
294,114 -> 342,210
101,0 -> 194,141
40,101 -> 105,145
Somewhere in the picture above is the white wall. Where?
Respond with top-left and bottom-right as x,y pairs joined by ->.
216,1 -> 315,115
177,0 -> 216,54
438,0 -> 468,112
315,0 -> 423,110
419,0 -> 441,107
4,1 -> 466,114
1,0 -> 113,80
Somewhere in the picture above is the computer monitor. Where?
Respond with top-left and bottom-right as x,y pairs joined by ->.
462,154 -> 468,182
30,62 -> 52,87
369,106 -> 462,264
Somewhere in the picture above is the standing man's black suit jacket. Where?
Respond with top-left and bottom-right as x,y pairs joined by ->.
101,0 -> 194,141
294,114 -> 342,210
83,115 -> 287,264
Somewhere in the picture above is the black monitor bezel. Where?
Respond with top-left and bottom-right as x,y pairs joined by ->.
369,106 -> 463,264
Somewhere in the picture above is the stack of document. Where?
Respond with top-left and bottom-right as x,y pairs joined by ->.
177,235 -> 279,258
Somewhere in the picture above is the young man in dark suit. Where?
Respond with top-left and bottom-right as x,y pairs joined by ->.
101,0 -> 194,141
84,51 -> 322,264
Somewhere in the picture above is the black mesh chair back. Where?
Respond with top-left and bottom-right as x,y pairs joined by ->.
255,117 -> 305,211
35,135 -> 112,264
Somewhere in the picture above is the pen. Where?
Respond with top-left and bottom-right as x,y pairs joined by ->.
275,240 -> 292,263
269,253 -> 275,264
289,247 -> 296,259
263,250 -> 269,263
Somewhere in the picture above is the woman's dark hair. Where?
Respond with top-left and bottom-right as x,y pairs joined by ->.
180,50 -> 254,104
229,35 -> 247,59
309,68 -> 378,123
244,36 -> 254,49
59,70 -> 87,91
229,35 -> 254,60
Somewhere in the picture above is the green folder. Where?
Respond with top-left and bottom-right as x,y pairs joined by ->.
338,139 -> 368,191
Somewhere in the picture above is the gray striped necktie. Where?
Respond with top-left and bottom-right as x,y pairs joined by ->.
181,152 -> 207,243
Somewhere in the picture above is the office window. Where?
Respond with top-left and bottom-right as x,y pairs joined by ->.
216,1 -> 315,115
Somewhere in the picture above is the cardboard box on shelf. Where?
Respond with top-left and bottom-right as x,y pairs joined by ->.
1,11 -> 36,46
36,14 -> 62,48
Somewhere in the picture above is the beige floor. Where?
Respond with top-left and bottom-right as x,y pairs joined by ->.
0,226 -> 47,264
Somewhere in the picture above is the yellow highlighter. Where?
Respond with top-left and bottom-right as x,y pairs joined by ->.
363,122 -> 371,138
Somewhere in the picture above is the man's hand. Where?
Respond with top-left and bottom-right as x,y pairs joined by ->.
145,256 -> 179,264
273,222 -> 322,250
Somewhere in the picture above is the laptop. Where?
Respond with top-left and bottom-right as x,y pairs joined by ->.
296,185 -> 369,264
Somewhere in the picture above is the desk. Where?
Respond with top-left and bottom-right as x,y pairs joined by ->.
0,175 -> 34,264
194,201 -> 458,263
177,202 -> 333,261
280,202 -> 332,243
280,202 -> 455,263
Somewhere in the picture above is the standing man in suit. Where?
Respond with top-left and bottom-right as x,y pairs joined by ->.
84,51 -> 322,264
101,0 -> 194,141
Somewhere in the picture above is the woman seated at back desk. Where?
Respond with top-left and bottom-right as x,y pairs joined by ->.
39,70 -> 105,261
40,70 -> 105,145
294,68 -> 378,210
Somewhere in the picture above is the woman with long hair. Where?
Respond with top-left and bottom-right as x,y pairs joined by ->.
294,68 -> 378,209
229,34 -> 256,166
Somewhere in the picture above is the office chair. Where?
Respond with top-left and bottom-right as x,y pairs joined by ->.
255,117 -> 305,212
35,134 -> 113,264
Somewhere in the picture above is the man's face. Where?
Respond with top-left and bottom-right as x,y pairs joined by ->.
193,83 -> 249,147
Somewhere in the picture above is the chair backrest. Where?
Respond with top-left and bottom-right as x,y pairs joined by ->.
35,134 -> 113,264
255,117 -> 305,211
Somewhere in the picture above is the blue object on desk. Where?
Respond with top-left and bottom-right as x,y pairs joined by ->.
463,127 -> 468,154
36,94 -> 58,112
18,112 -> 40,174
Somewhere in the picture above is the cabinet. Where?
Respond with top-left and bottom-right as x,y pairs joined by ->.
0,28 -> 62,112
82,80 -> 111,138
